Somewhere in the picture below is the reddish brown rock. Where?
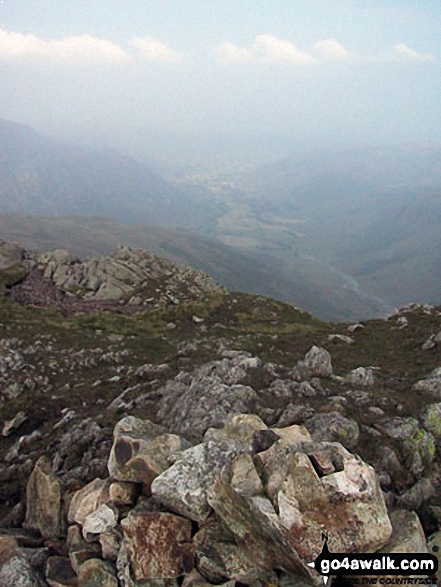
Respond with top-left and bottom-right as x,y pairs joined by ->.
121,510 -> 193,580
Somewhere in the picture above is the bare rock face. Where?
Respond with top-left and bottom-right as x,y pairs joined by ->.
24,456 -> 64,540
120,510 -> 193,581
34,244 -> 225,303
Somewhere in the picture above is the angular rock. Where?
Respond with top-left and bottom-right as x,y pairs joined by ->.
379,510 -> 428,554
151,443 -> 219,522
205,482 -> 314,582
194,515 -> 281,584
77,558 -> 118,587
230,454 -> 264,496
82,504 -> 118,542
328,334 -> 354,344
108,417 -> 187,490
204,414 -> 268,452
277,405 -> 316,428
348,510 -> 429,583
294,346 -> 332,379
414,368 -> 441,399
121,511 -> 193,581
68,478 -> 110,526
99,527 -> 122,562
24,456 -> 63,539
215,440 -> 392,565
0,536 -> 40,587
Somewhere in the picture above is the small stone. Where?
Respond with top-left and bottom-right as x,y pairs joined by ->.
2,411 -> 27,437
328,334 -> 354,344
294,346 -> 333,379
82,504 -> 118,542
344,367 -> 375,387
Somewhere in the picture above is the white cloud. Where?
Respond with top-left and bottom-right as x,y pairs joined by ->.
0,28 -> 130,64
217,41 -> 254,64
129,37 -> 184,62
253,35 -> 314,64
393,43 -> 434,62
216,34 -> 314,65
313,39 -> 356,61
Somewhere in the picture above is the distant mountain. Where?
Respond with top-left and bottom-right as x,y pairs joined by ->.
4,118 -> 439,320
237,143 -> 441,309
0,118 -> 220,229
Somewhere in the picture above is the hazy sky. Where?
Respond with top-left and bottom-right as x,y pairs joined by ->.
0,0 -> 439,146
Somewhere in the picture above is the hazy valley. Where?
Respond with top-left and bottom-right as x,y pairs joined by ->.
2,118 -> 441,321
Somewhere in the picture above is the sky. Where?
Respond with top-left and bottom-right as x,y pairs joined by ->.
0,0 -> 440,149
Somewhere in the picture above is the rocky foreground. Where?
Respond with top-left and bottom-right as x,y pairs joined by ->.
0,240 -> 440,585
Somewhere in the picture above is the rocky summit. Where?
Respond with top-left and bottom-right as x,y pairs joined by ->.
0,239 -> 440,586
